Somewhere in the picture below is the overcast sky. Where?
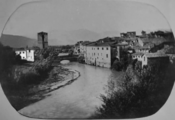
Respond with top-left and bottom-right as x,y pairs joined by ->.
2,0 -> 171,43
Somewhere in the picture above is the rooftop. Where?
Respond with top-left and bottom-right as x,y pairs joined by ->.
14,47 -> 35,51
117,41 -> 128,46
132,52 -> 144,56
144,53 -> 169,58
81,41 -> 91,46
138,37 -> 167,45
86,41 -> 116,47
38,31 -> 48,35
133,45 -> 150,50
58,53 -> 69,57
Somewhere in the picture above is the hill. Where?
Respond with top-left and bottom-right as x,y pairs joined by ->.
0,34 -> 37,48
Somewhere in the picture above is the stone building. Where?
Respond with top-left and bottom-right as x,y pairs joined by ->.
85,42 -> 113,68
38,32 -> 48,49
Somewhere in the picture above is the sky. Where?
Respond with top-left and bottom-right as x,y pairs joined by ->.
2,0 -> 171,45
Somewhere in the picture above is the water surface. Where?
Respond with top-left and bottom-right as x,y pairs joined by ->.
19,62 -> 122,118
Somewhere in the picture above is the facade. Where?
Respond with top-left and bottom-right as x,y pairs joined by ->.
74,41 -> 83,55
15,50 -> 27,60
73,45 -> 80,55
142,53 -> 169,67
79,41 -> 90,57
26,49 -> 35,62
38,32 -> 48,49
132,52 -> 169,67
115,42 -> 129,60
15,49 -> 35,62
85,43 -> 112,68
132,53 -> 144,61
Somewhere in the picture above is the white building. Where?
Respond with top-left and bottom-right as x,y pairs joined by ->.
15,49 -> 35,62
15,50 -> 27,60
79,41 -> 90,57
141,53 -> 169,67
85,42 -> 111,68
132,53 -> 144,61
26,49 -> 35,62
132,52 -> 169,67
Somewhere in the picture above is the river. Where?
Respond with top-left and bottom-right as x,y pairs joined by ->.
19,62 -> 123,118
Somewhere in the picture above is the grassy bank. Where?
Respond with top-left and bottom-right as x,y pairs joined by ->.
91,59 -> 175,119
0,44 -> 65,111
1,64 -> 75,111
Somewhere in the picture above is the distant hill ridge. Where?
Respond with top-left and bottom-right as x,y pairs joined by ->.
0,34 -> 37,48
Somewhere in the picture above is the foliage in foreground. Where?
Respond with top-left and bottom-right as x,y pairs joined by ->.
0,44 -> 57,110
92,59 -> 175,119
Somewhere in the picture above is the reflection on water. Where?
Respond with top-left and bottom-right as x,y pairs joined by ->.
19,62 -> 122,118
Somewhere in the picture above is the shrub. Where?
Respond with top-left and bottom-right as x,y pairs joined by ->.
17,72 -> 40,85
112,60 -> 123,71
92,59 -> 175,118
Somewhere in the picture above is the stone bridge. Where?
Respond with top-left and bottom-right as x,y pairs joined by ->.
52,55 -> 78,66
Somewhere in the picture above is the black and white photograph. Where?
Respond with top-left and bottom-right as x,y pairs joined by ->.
0,0 -> 175,119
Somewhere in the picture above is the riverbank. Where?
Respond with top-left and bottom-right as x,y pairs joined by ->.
1,65 -> 80,111
91,59 -> 175,119
18,62 -> 123,119
29,67 -> 80,95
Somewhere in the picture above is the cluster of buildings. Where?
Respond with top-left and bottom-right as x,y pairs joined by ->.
74,31 -> 174,68
14,32 -> 49,62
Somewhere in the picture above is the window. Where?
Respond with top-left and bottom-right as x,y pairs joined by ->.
97,48 -> 99,50
94,53 -> 95,55
106,54 -> 108,58
102,47 -> 104,50
106,47 -> 108,50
